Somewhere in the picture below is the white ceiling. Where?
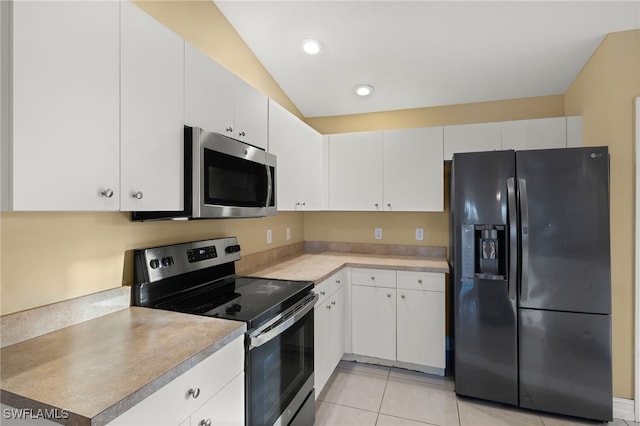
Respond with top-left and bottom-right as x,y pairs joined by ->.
214,1 -> 640,118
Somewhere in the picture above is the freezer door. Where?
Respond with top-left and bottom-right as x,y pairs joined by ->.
454,277 -> 518,405
519,309 -> 612,421
516,147 -> 610,314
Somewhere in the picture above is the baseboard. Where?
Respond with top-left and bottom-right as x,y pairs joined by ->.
613,397 -> 635,421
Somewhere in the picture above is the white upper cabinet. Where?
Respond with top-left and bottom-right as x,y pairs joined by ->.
329,128 -> 443,212
185,43 -> 267,150
10,1 -> 120,210
329,131 -> 384,211
566,115 -> 583,148
120,1 -> 184,211
501,117 -> 566,150
383,127 -> 443,211
268,100 -> 323,211
443,122 -> 501,161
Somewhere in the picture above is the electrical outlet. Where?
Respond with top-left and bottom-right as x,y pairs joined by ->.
266,229 -> 272,244
416,228 -> 424,241
286,227 -> 291,240
374,227 -> 383,240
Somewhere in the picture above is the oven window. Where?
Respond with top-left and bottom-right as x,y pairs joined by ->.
204,148 -> 267,207
248,309 -> 314,426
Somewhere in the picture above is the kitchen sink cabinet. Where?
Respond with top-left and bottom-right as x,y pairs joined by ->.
108,336 -> 244,426
7,0 -> 120,210
120,1 -> 184,211
313,270 -> 345,397
185,43 -> 268,150
328,128 -> 444,212
350,269 -> 446,374
268,100 -> 323,210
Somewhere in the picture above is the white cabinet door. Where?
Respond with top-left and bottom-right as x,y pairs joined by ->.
396,289 -> 445,368
443,122 -> 501,161
566,116 -> 583,148
11,1 -> 120,210
314,292 -> 332,397
329,132 -> 383,210
297,123 -> 323,210
351,285 -> 396,360
234,78 -> 268,150
383,127 -> 443,211
501,117 -> 566,150
189,373 -> 244,426
120,1 -> 184,211
330,284 -> 345,373
184,42 -> 235,137
268,100 -> 299,210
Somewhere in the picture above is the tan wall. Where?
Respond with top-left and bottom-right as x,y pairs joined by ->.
565,29 -> 640,399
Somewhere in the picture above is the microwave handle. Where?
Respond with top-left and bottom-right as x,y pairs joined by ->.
265,164 -> 273,207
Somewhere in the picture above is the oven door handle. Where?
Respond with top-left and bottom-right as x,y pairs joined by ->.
249,293 -> 318,350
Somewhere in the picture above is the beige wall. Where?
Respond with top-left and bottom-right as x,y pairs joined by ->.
565,29 -> 640,400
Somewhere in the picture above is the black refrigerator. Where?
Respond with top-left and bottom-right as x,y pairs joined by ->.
451,147 -> 612,421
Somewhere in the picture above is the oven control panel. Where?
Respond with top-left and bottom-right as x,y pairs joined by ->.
187,246 -> 218,263
135,237 -> 241,283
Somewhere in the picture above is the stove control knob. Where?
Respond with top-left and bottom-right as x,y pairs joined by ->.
149,259 -> 160,269
225,244 -> 241,254
161,256 -> 174,267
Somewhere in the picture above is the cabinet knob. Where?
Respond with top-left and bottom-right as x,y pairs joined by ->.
418,279 -> 423,284
301,202 -> 306,206
239,131 -> 246,137
326,305 -> 331,310
336,279 -> 341,284
131,191 -> 143,200
296,202 -> 301,206
320,291 -> 326,296
331,301 -> 336,306
374,203 -> 379,209
226,126 -> 233,133
387,203 -> 392,209
101,188 -> 114,198
401,294 -> 406,299
370,276 -> 375,280
387,293 -> 392,298
199,420 -> 212,426
187,388 -> 201,399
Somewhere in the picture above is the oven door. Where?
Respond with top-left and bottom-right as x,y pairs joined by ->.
247,294 -> 317,426
194,127 -> 273,218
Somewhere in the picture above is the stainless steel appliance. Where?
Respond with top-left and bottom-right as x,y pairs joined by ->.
131,126 -> 276,221
451,147 -> 612,421
132,237 -> 316,426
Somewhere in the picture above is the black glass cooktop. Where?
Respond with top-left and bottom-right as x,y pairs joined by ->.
155,276 -> 313,330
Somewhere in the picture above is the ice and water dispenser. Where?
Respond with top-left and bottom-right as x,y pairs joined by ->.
461,224 -> 506,279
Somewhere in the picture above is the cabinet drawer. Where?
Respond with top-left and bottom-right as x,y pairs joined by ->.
397,271 -> 444,292
109,336 -> 244,426
352,268 -> 396,288
313,279 -> 332,305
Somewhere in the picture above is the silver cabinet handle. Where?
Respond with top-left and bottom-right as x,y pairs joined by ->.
418,279 -> 423,284
199,420 -> 212,426
188,388 -> 200,399
331,301 -> 336,305
386,293 -> 391,298
320,291 -> 326,296
387,203 -> 391,209
239,131 -> 246,137
401,294 -> 406,299
301,202 -> 306,206
374,203 -> 379,209
101,188 -> 114,198
370,276 -> 375,280
131,191 -> 143,200
336,279 -> 341,284
326,304 -> 331,310
226,126 -> 233,133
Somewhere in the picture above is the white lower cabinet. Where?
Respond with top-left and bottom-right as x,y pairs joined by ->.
313,270 -> 345,397
350,269 -> 446,372
108,336 -> 244,426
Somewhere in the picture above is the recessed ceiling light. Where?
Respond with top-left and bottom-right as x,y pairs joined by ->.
302,39 -> 322,55
355,84 -> 374,97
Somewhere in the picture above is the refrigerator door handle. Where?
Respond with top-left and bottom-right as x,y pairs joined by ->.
518,178 -> 530,301
506,177 -> 518,300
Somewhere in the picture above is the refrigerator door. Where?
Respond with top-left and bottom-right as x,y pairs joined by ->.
452,150 -> 518,405
519,308 -> 612,421
516,147 -> 610,314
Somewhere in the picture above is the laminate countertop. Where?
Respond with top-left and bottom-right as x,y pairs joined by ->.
0,307 -> 246,426
245,252 -> 450,284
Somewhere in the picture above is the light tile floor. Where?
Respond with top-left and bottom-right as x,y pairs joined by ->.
315,360 -> 639,426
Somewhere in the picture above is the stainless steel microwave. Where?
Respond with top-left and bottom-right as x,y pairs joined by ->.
131,126 -> 276,221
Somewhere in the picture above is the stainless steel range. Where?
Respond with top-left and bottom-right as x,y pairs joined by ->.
132,237 -> 317,426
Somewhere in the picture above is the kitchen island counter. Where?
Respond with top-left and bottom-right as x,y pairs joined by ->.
245,251 -> 449,284
0,307 -> 245,426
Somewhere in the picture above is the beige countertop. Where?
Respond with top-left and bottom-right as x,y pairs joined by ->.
0,307 -> 246,426
246,252 -> 450,284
